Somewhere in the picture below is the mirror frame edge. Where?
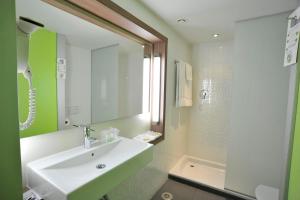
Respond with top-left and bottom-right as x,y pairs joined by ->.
43,0 -> 168,145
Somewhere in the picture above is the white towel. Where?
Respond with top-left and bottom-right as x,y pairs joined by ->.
185,63 -> 193,81
176,61 -> 192,107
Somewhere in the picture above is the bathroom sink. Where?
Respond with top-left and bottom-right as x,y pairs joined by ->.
26,137 -> 153,200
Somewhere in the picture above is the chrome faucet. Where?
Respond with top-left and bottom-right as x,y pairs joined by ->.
73,125 -> 95,149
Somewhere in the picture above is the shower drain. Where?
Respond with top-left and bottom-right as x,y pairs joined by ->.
96,164 -> 106,169
161,192 -> 173,200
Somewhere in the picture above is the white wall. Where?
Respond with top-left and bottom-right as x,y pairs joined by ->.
118,52 -> 129,116
91,44 -> 144,122
91,45 -> 119,123
125,49 -> 144,116
66,44 -> 91,125
188,41 -> 233,165
225,12 -> 291,197
20,1 -> 192,199
118,46 -> 144,117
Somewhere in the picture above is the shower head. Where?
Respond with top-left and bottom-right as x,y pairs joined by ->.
17,16 -> 44,35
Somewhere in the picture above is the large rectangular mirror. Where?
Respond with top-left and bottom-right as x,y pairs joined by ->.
16,0 -> 151,137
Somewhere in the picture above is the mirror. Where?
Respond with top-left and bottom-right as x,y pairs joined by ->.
16,0 -> 150,137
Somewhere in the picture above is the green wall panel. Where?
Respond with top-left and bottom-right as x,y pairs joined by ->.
0,0 -> 23,199
18,29 -> 58,138
288,66 -> 300,200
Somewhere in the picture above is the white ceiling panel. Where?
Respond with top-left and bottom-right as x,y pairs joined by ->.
139,0 -> 298,43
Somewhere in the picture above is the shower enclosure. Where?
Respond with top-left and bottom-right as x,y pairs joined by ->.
169,12 -> 295,200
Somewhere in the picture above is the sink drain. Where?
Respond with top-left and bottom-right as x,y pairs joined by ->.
161,192 -> 173,200
96,164 -> 106,169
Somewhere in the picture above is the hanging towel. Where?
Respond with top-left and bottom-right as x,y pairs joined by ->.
176,61 -> 193,107
185,63 -> 193,81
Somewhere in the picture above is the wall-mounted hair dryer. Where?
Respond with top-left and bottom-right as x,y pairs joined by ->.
17,17 -> 44,130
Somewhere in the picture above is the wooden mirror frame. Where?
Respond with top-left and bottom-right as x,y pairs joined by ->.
44,0 -> 168,144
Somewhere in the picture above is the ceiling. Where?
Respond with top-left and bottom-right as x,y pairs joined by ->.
16,0 -> 141,50
139,0 -> 299,43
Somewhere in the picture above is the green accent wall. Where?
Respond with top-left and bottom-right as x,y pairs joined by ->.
288,65 -> 300,200
18,29 -> 58,138
0,0 -> 23,199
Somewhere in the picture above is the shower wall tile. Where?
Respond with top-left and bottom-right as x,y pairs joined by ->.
187,41 -> 234,165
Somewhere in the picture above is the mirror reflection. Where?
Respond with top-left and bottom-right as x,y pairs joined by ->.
16,0 -> 149,137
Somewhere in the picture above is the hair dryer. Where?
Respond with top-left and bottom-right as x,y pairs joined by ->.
17,17 -> 44,131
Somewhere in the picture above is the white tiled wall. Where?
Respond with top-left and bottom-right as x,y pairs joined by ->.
187,41 -> 233,165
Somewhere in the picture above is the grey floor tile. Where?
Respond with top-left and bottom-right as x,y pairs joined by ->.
152,180 -> 197,200
193,189 -> 227,200
152,180 -> 236,200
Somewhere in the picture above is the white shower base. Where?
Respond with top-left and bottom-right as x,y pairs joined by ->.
169,155 -> 226,190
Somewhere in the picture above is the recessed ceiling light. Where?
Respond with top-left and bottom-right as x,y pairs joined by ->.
177,18 -> 188,23
213,33 -> 220,38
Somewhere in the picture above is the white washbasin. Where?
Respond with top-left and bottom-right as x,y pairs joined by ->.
26,136 -> 153,200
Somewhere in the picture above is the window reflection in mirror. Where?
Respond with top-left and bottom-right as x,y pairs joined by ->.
16,0 -> 150,137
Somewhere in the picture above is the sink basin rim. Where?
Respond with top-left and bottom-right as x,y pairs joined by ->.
26,137 -> 153,195
27,138 -> 122,171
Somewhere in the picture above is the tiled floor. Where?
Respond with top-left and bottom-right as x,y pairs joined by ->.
151,179 -> 234,200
